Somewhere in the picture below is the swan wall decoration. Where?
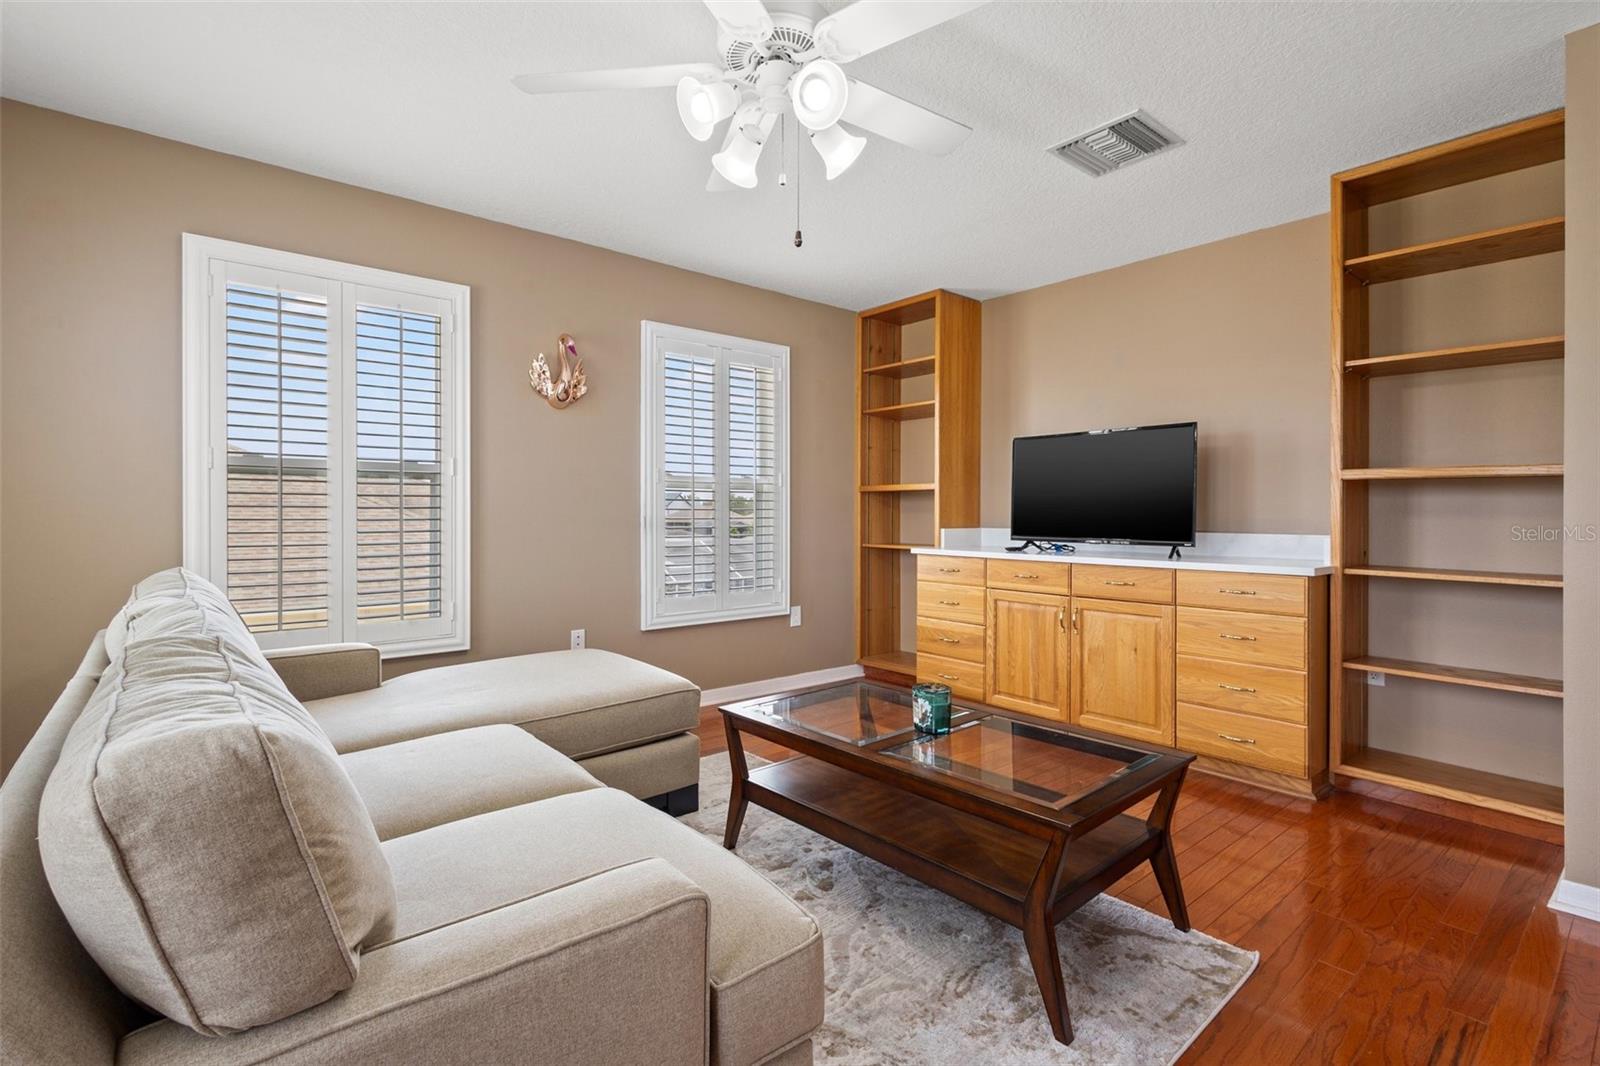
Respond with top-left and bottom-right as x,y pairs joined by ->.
529,333 -> 587,409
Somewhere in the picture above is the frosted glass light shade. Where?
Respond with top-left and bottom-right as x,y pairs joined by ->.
676,77 -> 738,142
810,123 -> 866,180
712,125 -> 765,188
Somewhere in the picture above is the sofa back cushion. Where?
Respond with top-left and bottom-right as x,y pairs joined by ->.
38,576 -> 396,1036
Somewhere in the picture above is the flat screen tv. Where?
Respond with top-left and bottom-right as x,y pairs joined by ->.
1010,422 -> 1197,547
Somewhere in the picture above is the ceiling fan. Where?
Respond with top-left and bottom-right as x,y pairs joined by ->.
512,0 -> 989,191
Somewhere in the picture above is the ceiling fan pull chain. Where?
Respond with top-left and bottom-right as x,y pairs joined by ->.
796,121 -> 806,249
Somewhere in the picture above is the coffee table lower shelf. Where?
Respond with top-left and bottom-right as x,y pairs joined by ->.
743,757 -> 1161,931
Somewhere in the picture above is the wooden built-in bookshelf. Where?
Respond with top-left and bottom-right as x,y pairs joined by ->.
855,290 -> 981,683
1329,110 -> 1566,830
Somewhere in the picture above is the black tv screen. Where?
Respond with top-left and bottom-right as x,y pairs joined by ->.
1010,423 -> 1197,546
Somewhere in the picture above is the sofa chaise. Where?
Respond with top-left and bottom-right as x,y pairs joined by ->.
0,568 -> 823,1065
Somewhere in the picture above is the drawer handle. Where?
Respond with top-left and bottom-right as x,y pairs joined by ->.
1217,732 -> 1257,745
937,636 -> 961,644
1218,588 -> 1257,596
938,599 -> 962,606
1013,572 -> 1041,579
1218,633 -> 1257,642
1104,580 -> 1135,586
1218,683 -> 1257,693
937,567 -> 962,573
937,673 -> 960,681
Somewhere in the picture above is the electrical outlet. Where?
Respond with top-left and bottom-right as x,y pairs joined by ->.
1366,671 -> 1386,686
570,629 -> 586,651
789,606 -> 802,628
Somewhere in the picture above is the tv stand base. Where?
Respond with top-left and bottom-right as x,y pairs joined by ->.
1168,546 -> 1182,560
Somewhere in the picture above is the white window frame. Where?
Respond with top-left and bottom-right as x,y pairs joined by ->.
181,233 -> 471,657
640,320 -> 790,631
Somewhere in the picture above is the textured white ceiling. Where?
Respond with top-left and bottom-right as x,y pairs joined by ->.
2,2 -> 1592,309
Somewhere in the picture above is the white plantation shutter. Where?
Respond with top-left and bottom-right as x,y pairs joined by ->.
185,237 -> 469,656
221,274 -> 337,635
661,346 -> 718,609
642,323 -> 788,630
349,295 -> 452,644
725,354 -> 780,602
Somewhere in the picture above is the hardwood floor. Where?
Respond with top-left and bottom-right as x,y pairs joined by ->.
694,705 -> 1600,1065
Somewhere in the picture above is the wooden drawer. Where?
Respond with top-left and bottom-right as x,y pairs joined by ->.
1177,570 -> 1307,616
917,581 -> 986,625
1072,564 -> 1174,604
916,618 -> 985,664
917,653 -> 984,701
1178,703 -> 1307,776
1176,656 -> 1307,724
916,554 -> 986,587
985,558 -> 1071,594
1177,608 -> 1305,670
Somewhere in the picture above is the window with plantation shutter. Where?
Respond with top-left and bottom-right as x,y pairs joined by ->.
184,236 -> 470,657
641,322 -> 789,630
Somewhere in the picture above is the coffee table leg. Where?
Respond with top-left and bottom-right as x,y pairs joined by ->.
1022,833 -> 1074,1045
721,713 -> 750,851
1146,770 -> 1191,932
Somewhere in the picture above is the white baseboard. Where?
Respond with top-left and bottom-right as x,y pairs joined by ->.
699,664 -> 865,708
1549,875 -> 1600,922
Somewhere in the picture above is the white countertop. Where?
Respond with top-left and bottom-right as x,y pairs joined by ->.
911,529 -> 1333,577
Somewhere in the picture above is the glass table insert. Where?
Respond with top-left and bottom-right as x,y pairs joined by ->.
736,681 -> 976,747
881,714 -> 1161,808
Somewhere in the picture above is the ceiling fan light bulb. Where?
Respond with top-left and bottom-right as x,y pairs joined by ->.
811,123 -> 866,180
789,59 -> 848,131
676,77 -> 737,142
799,75 -> 832,113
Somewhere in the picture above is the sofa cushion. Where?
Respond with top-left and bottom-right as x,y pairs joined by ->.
37,633 -> 397,1036
380,788 -> 822,1066
340,725 -> 603,841
306,649 -> 701,759
104,566 -> 252,661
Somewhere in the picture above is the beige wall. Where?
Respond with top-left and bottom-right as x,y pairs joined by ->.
0,101 -> 857,774
981,216 -> 1332,534
1563,24 -> 1600,890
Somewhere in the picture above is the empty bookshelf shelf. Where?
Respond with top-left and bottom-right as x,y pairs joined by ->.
1337,748 -> 1562,824
1344,566 -> 1563,589
1342,656 -> 1562,698
1343,216 -> 1564,283
862,355 -> 936,379
1344,336 -> 1564,376
1340,464 -> 1563,480
862,400 -> 936,421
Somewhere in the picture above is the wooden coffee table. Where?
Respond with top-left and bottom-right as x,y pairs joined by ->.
719,681 -> 1194,1047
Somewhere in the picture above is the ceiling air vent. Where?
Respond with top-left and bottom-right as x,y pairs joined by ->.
1047,111 -> 1182,177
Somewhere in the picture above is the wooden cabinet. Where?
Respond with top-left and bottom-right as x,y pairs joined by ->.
985,589 -> 1070,720
914,554 -> 1330,798
1070,598 -> 1175,745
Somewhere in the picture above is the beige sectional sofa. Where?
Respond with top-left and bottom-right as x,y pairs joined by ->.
0,568 -> 823,1065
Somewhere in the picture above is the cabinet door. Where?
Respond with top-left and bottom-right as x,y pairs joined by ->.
985,589 -> 1070,720
1071,597 -> 1175,745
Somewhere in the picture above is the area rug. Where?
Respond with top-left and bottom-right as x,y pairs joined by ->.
682,753 -> 1257,1066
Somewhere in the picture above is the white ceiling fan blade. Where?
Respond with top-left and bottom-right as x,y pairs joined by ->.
702,0 -> 773,41
814,0 -> 989,62
512,63 -> 722,95
842,79 -> 972,155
